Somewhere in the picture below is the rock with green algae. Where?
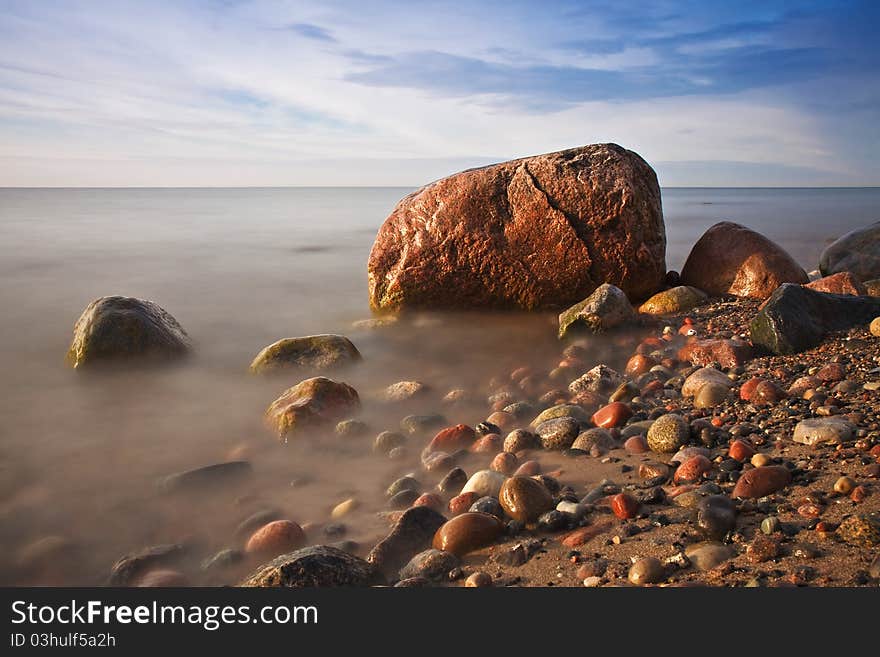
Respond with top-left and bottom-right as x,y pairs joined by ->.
265,377 -> 360,442
558,283 -> 635,338
250,334 -> 361,373
66,296 -> 191,368
638,285 -> 708,314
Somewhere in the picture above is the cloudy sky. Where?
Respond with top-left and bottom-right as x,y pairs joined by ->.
0,0 -> 877,186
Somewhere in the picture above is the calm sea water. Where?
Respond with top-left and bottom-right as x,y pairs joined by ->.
0,186 -> 877,585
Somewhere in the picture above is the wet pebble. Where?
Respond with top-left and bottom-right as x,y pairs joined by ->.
245,520 -> 306,559
647,414 -> 690,453
499,476 -> 554,523
432,512 -> 504,556
628,557 -> 665,585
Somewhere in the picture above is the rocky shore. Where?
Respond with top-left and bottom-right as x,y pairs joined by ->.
17,146 -> 880,589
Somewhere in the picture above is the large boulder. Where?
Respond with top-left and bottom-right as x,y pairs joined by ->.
265,377 -> 360,442
66,296 -> 191,368
819,221 -> 880,281
680,222 -> 808,299
250,335 -> 361,373
240,545 -> 381,587
368,143 -> 666,310
558,283 -> 635,338
750,283 -> 880,355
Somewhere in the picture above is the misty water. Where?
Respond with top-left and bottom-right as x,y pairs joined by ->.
1,186 -> 878,585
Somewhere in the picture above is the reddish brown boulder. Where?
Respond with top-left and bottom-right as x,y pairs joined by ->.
805,272 -> 867,296
368,143 -> 666,310
680,222 -> 808,299
427,424 -> 476,453
677,338 -> 753,368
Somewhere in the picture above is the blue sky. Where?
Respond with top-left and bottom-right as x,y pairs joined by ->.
0,0 -> 877,186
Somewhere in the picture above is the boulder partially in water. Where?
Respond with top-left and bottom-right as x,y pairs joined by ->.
558,283 -> 636,338
240,545 -> 381,587
819,220 -> 880,281
368,143 -> 666,310
680,222 -> 808,299
249,334 -> 361,373
265,377 -> 360,442
66,296 -> 191,368
750,283 -> 880,354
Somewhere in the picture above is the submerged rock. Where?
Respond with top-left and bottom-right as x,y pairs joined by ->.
249,335 -> 361,373
157,461 -> 252,493
66,296 -> 191,368
108,543 -> 188,586
368,143 -> 665,311
558,284 -> 636,338
750,283 -> 880,355
265,377 -> 360,441
819,220 -> 880,281
680,222 -> 808,299
240,545 -> 381,587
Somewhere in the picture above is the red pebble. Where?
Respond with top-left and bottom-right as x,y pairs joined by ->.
625,354 -> 655,376
728,439 -> 756,462
869,445 -> 880,458
816,362 -> 845,382
739,377 -> 763,402
490,451 -> 519,475
673,455 -> 712,484
448,492 -> 480,516
470,434 -> 502,453
245,520 -> 306,558
754,380 -> 787,404
428,424 -> 476,453
513,460 -> 541,476
561,520 -> 614,547
413,493 -> 444,512
850,486 -> 867,503
591,402 -> 633,429
797,503 -> 822,519
610,493 -> 640,519
486,411 -> 515,432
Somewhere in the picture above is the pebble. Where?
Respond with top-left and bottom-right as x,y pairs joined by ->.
728,439 -> 756,461
331,498 -> 359,519
682,367 -> 734,397
537,510 -> 569,532
400,414 -> 446,435
504,429 -> 538,453
696,495 -> 737,540
731,465 -> 792,499
531,404 -> 592,426
535,417 -> 580,450
583,576 -> 602,587
628,557 -> 665,585
610,493 -> 640,519
499,476 -> 554,523
437,467 -> 468,494
491,451 -> 519,475
399,549 -> 460,581
561,521 -> 613,547
685,542 -> 734,571
792,418 -> 856,447
761,516 -> 780,535
448,492 -> 480,516
245,520 -> 306,559
571,428 -> 615,453
836,514 -> 880,547
384,381 -> 428,402
694,382 -> 730,409
386,475 -> 421,499
591,402 -> 633,429
514,460 -> 541,476
470,434 -> 503,453
413,493 -> 444,512
674,454 -> 713,484
624,435 -> 649,453
137,569 -> 189,587
201,548 -> 243,572
465,571 -> 493,587
374,431 -> 405,454
647,414 -> 690,453
432,512 -> 504,556
746,533 -> 780,563
460,470 -> 506,498
833,476 -> 856,495
428,424 -> 476,453
871,317 -> 880,337
751,453 -> 772,467
469,496 -> 505,519
336,419 -> 368,437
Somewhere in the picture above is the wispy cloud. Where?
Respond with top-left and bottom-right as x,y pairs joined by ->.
0,0 -> 876,186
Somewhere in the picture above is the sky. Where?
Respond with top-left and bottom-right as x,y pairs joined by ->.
0,0 -> 877,187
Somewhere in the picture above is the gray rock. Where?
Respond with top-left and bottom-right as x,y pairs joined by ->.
366,506 -> 447,579
240,545 -> 381,587
108,543 -> 188,585
751,283 -> 880,355
793,417 -> 856,447
558,284 -> 636,338
250,334 -> 361,373
158,461 -> 252,493
535,417 -> 580,450
399,549 -> 460,581
66,296 -> 191,368
819,220 -> 880,281
685,542 -> 734,571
